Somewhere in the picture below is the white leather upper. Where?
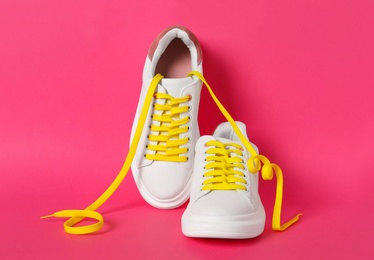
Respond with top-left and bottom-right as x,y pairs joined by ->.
130,27 -> 203,208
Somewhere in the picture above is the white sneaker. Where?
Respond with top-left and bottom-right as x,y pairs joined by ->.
130,26 -> 203,209
182,121 -> 266,239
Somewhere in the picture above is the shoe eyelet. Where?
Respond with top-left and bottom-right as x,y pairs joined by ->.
188,105 -> 191,111
187,94 -> 192,101
153,92 -> 158,98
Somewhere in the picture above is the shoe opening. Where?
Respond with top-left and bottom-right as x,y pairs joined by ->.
155,38 -> 191,78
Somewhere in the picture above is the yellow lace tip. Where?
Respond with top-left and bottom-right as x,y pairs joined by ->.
291,213 -> 303,224
40,214 -> 54,219
262,164 -> 274,180
273,213 -> 303,232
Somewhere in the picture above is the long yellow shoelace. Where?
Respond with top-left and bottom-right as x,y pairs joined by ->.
189,71 -> 302,231
42,71 -> 301,234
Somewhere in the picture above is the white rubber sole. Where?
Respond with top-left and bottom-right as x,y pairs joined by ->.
181,206 -> 266,239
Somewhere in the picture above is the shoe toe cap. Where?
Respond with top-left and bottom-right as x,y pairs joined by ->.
189,191 -> 256,216
139,162 -> 192,201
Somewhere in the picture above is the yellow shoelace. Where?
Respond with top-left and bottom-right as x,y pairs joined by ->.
42,71 -> 301,234
189,71 -> 302,231
146,92 -> 190,162
202,140 -> 247,191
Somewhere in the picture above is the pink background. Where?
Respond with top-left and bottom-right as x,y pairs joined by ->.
1,0 -> 373,259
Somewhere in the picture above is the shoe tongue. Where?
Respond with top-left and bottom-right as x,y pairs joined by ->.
215,137 -> 233,143
195,135 -> 214,149
159,77 -> 194,97
196,136 -> 235,150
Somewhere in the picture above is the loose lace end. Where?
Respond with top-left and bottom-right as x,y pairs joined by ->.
41,210 -> 105,235
40,214 -> 54,219
43,74 -> 165,235
273,213 -> 303,232
190,70 -> 302,233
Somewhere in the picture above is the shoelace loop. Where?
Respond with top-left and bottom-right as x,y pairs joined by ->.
41,210 -> 103,235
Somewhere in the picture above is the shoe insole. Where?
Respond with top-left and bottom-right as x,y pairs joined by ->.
155,39 -> 191,78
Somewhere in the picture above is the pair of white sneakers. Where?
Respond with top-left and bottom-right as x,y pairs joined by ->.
131,26 -> 265,239
44,26 -> 300,238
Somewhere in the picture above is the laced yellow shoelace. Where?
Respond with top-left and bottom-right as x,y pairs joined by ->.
202,140 -> 247,191
189,71 -> 302,231
42,71 -> 301,234
146,92 -> 190,162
